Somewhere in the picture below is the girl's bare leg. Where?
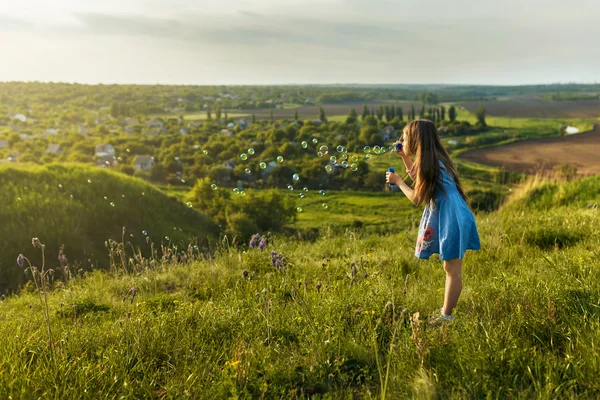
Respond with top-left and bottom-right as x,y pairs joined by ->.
442,258 -> 463,315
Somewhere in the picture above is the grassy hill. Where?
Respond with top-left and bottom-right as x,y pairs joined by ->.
0,164 -> 219,293
0,175 -> 599,397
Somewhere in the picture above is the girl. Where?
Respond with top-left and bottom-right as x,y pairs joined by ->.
386,119 -> 480,324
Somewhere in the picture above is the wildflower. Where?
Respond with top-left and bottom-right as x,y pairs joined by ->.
249,233 -> 260,248
270,251 -> 285,270
130,287 -> 137,304
16,254 -> 25,267
58,245 -> 68,267
258,237 -> 267,251
242,270 -> 249,280
31,237 -> 43,248
316,282 -> 322,293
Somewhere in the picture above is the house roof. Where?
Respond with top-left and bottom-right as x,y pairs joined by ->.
134,155 -> 154,164
95,144 -> 113,152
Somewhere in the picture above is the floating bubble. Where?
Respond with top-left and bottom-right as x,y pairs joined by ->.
297,206 -> 303,213
240,153 -> 248,161
58,184 -> 63,189
319,190 -> 326,196
87,179 -> 92,183
211,184 -> 218,190
181,179 -> 185,183
259,162 -> 267,169
233,188 -> 240,194
203,150 -> 208,155
341,153 -> 348,160
141,192 -> 145,196
319,145 -> 329,154
142,230 -> 148,236
110,202 -> 115,207
317,151 -> 324,157
301,141 -> 308,149
126,148 -> 130,153
330,156 -> 337,163
322,203 -> 328,209
104,196 -> 108,200
325,165 -> 332,172
373,145 -> 381,154
341,161 -> 349,168
247,148 -> 255,155
165,236 -> 170,241
312,138 -> 318,144
351,155 -> 359,162
303,187 -> 309,192
365,154 -> 373,160
277,156 -> 284,163
293,173 -> 300,181
364,146 -> 371,154
121,194 -> 126,198
287,185 -> 294,191
336,145 -> 344,153
69,194 -> 73,199
299,193 -> 305,198
186,202 -> 193,208
240,190 -> 246,196
245,168 -> 252,174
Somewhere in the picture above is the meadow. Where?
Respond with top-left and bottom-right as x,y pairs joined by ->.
1,175 -> 599,398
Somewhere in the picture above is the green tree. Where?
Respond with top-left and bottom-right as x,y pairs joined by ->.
346,107 -> 358,124
318,106 -> 327,122
294,110 -> 299,120
397,106 -> 403,121
448,105 -> 457,122
440,105 -> 446,121
215,104 -> 222,121
362,104 -> 369,121
475,105 -> 487,127
110,101 -> 119,118
419,104 -> 425,119
206,108 -> 212,120
251,114 -> 256,124
410,104 -> 415,120
376,105 -> 384,121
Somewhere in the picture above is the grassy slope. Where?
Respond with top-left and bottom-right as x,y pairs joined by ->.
0,164 -> 218,292
0,177 -> 599,397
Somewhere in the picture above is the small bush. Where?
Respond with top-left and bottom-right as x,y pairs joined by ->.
468,190 -> 503,212
523,228 -> 583,249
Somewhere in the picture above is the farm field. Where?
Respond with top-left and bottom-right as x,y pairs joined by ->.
461,95 -> 600,118
460,123 -> 600,176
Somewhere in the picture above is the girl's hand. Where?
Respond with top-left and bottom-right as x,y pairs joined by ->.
386,171 -> 404,185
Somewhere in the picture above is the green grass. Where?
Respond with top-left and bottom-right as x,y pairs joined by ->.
0,164 -> 218,293
1,176 -> 600,397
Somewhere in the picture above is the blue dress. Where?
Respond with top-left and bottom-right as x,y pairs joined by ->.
415,162 -> 480,260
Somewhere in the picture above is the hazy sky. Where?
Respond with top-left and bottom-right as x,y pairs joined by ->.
1,0 -> 599,85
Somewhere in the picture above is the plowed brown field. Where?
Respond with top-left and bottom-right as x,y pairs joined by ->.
459,123 -> 600,176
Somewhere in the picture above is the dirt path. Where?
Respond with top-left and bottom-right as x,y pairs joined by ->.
459,123 -> 600,175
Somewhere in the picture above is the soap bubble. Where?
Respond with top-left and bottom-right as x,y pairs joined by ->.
247,148 -> 255,155
341,153 -> 348,160
58,184 -> 63,189
303,187 -> 309,192
297,206 -> 303,213
211,184 -> 218,190
233,188 -> 240,194
336,145 -> 344,153
245,168 -> 251,174
365,154 -> 373,160
330,156 -> 337,163
325,165 -> 332,172
317,151 -> 324,157
319,145 -> 328,154
287,185 -> 294,191
87,179 -> 92,183
104,196 -> 108,200
301,141 -> 308,148
277,156 -> 284,163
165,236 -> 170,241
341,161 -> 349,168
322,203 -> 328,209
258,162 -> 266,169
203,150 -> 208,155
312,138 -> 318,144
240,153 -> 248,161
351,163 -> 358,171
299,193 -> 305,198
186,202 -> 193,208
110,202 -> 115,207
364,146 -> 371,153
126,148 -> 130,153
240,190 -> 246,196
351,155 -> 358,162
142,230 -> 148,236
373,145 -> 381,154
319,190 -> 326,196
293,173 -> 300,181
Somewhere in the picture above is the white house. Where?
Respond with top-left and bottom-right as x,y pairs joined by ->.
12,113 -> 27,122
95,144 -> 116,158
0,140 -> 9,149
46,144 -> 63,155
179,127 -> 190,135
134,155 -> 155,172
97,155 -> 117,168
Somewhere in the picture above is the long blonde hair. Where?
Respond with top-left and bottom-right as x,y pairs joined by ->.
404,119 -> 467,206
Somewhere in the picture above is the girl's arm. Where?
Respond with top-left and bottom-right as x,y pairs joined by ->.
400,154 -> 416,180
397,179 -> 417,204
